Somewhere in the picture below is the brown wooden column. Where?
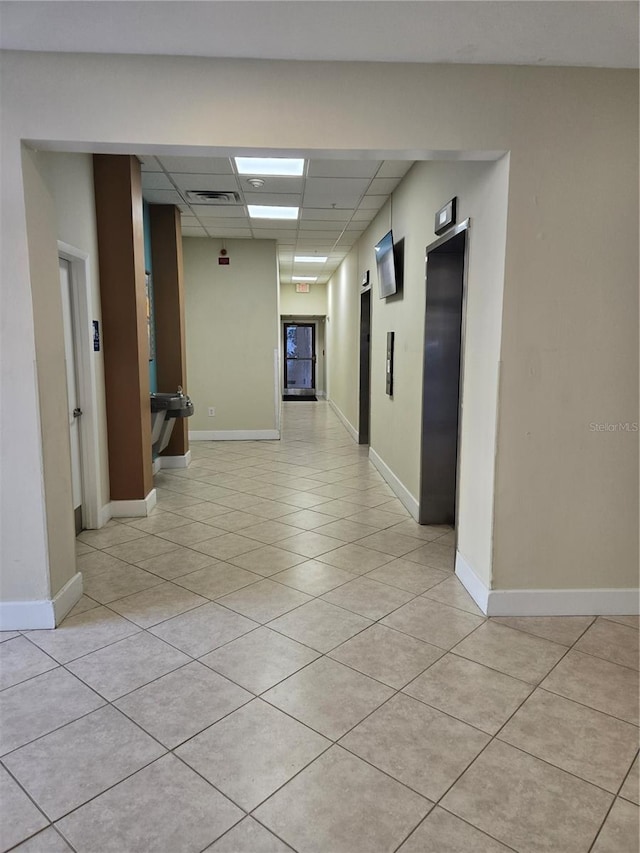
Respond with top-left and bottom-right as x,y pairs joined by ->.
149,205 -> 189,457
93,155 -> 153,501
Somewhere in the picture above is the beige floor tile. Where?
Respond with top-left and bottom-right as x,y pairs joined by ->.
67,632 -> 190,701
341,693 -> 489,801
154,521 -> 225,545
330,624 -> 444,689
210,510 -> 268,531
4,706 -> 164,820
308,483 -> 360,500
254,746 -> 430,853
0,630 -> 21,642
0,765 -> 48,852
201,627 -> 319,694
76,549 -> 133,579
66,595 -> 100,618
402,541 -> 455,570
243,500 -> 302,520
0,668 -> 104,755
10,827 -> 73,852
123,511 -> 192,534
341,490 -> 395,508
574,617 -> 639,670
205,817 -> 291,852
216,579 -> 311,623
490,614 -> 596,646
263,657 -> 393,740
620,754 -> 639,804
316,542 -> 395,574
277,530 -> 344,558
77,525 -> 146,550
541,650 -> 639,725
108,582 -> 209,628
397,806 -> 512,853
75,539 -> 95,556
499,688 -> 639,792
314,519 -> 379,542
0,636 -> 58,690
271,560 -> 354,595
178,699 -> 330,810
381,598 -> 484,650
228,545 -> 307,576
453,621 -> 566,683
56,754 -> 242,853
155,490 -> 204,510
83,564 -> 164,604
346,507 -> 409,528
24,607 -> 139,663
442,740 -> 612,853
310,499 -> 364,519
171,502 -> 233,521
105,535 -> 183,564
268,599 -> 371,653
356,530 -> 424,558
191,532 -> 262,560
603,615 -> 639,629
115,661 -> 251,748
173,563 -> 262,599
149,602 -> 257,657
321,576 -> 414,620
591,798 -> 639,853
239,520 -> 301,544
136,547 -> 219,580
277,491 -> 333,509
404,653 -> 532,735
422,576 -> 484,615
366,558 -> 449,594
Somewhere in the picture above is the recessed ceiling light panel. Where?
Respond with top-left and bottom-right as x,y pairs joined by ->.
236,157 -> 304,176
292,276 -> 318,282
248,205 -> 299,220
295,256 -> 328,263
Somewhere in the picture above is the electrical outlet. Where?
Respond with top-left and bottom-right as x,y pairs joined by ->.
208,407 -> 216,417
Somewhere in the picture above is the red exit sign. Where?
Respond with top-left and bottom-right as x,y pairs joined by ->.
218,257 -> 230,266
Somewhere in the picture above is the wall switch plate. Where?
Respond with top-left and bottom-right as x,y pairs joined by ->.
208,407 -> 216,417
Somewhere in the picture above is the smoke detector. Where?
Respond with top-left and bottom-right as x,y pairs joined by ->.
246,178 -> 265,189
185,190 -> 242,205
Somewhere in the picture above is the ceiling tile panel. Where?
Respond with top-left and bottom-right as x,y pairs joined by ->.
239,176 -> 304,194
303,177 -> 370,208
244,192 -> 302,206
300,208 -> 354,222
369,177 -> 402,194
377,161 -> 414,179
191,206 -> 247,218
307,160 -> 380,179
182,226 -> 208,237
158,156 -> 233,174
358,195 -> 388,210
141,172 -> 174,190
138,155 -> 162,172
171,174 -> 240,192
143,189 -> 185,204
204,228 -> 253,238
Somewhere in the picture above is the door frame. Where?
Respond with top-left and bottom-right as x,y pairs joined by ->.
419,218 -> 471,534
283,321 -> 317,395
58,241 -> 102,530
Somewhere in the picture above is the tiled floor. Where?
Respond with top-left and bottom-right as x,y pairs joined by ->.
1,402 -> 638,853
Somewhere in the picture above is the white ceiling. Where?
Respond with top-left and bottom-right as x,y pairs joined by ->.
141,155 -> 413,285
0,1 -> 637,68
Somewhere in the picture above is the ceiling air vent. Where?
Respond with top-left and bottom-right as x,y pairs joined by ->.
185,190 -> 242,205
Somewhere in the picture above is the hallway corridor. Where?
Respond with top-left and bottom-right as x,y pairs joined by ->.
1,402 -> 638,852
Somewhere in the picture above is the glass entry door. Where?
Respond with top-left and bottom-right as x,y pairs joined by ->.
284,323 -> 316,396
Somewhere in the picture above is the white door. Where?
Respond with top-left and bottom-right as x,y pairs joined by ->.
59,258 -> 83,530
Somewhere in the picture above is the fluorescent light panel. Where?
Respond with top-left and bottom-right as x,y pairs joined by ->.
292,276 -> 317,282
295,255 -> 328,263
236,157 -> 304,176
248,205 -> 299,220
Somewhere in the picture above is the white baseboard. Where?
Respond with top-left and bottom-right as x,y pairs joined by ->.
317,391 -> 327,399
455,551 -> 640,616
0,572 -> 83,630
110,488 -> 157,518
97,503 -> 112,528
189,430 -> 280,441
327,399 -> 358,443
455,551 -> 490,614
152,457 -> 161,475
159,451 -> 191,469
368,447 -> 419,521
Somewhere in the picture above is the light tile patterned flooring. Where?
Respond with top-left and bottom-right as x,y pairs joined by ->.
1,402 -> 638,852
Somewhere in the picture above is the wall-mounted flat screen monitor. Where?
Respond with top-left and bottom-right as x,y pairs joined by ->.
374,230 -> 397,298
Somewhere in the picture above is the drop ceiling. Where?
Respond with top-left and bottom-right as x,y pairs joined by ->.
140,155 -> 413,285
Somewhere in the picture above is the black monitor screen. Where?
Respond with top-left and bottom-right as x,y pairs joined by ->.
374,230 -> 397,298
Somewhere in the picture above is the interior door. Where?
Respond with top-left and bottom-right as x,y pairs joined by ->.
59,257 -> 84,533
359,288 -> 372,444
284,323 -> 316,396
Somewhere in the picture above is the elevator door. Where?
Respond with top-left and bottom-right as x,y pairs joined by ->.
419,225 -> 468,525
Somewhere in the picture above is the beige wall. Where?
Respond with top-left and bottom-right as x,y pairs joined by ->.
1,52 -> 637,606
184,237 -> 280,434
280,283 -> 327,316
326,251 -> 360,431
